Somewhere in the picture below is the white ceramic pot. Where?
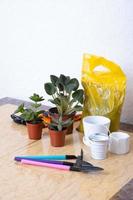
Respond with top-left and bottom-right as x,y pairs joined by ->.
83,116 -> 110,146
109,132 -> 130,154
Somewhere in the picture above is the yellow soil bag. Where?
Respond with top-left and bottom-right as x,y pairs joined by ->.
80,54 -> 126,132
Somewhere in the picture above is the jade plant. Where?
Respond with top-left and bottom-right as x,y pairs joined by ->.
14,93 -> 44,124
44,74 -> 84,115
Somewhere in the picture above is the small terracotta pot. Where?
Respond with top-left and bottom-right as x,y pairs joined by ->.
49,129 -> 66,147
26,122 -> 42,140
49,107 -> 75,135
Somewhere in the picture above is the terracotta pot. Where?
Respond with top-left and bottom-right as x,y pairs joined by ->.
49,129 -> 66,147
49,107 -> 75,135
26,122 -> 42,140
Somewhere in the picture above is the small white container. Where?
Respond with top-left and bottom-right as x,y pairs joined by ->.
89,133 -> 109,160
83,116 -> 110,141
109,132 -> 130,154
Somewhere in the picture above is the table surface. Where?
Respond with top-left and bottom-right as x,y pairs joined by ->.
0,104 -> 133,200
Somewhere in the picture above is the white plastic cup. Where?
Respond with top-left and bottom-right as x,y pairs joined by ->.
83,116 -> 110,146
89,133 -> 109,160
109,132 -> 130,154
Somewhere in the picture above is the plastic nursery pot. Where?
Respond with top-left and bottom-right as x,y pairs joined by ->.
26,122 -> 43,140
49,129 -> 66,147
49,107 -> 75,135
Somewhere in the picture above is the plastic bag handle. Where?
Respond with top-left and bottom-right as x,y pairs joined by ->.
84,55 -> 124,75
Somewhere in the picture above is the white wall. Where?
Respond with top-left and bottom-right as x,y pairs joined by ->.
0,0 -> 133,124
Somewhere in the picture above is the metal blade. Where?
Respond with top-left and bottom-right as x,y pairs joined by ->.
81,160 -> 93,166
81,166 -> 104,172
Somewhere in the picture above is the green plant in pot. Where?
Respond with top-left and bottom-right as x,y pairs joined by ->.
44,112 -> 73,147
14,93 -> 44,140
44,74 -> 84,134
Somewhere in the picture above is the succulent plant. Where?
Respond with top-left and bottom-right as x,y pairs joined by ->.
44,74 -> 84,115
14,93 -> 44,124
43,113 -> 73,131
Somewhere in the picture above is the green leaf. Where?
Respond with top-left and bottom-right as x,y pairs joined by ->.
57,74 -> 70,91
62,121 -> 72,128
57,83 -> 64,91
49,98 -> 61,106
50,122 -> 58,127
62,118 -> 73,126
64,105 -> 82,115
59,74 -> 67,86
31,103 -> 41,109
69,99 -> 77,105
21,110 -> 35,121
66,78 -> 79,93
72,89 -> 84,104
65,76 -> 70,85
14,103 -> 25,114
49,99 -> 56,105
49,124 -> 58,131
50,75 -> 59,86
36,110 -> 44,115
51,116 -> 59,123
54,98 -> 61,105
44,83 -> 56,95
59,96 -> 69,113
56,105 -> 62,114
73,105 -> 83,112
29,93 -> 44,102
58,115 -> 62,122
57,124 -> 62,131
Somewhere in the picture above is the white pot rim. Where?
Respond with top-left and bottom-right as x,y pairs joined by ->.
89,133 -> 109,142
83,115 -> 110,125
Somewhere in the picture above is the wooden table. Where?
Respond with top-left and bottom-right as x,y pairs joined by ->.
0,104 -> 133,200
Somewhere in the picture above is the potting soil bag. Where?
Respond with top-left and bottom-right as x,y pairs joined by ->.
79,54 -> 126,132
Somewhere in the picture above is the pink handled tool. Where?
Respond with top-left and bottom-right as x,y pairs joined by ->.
21,159 -> 70,171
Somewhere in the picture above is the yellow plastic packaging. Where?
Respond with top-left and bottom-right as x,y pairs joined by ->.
80,54 -> 126,132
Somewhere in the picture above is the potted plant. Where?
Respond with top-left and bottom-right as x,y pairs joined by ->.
43,112 -> 73,147
14,93 -> 44,140
44,74 -> 84,134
